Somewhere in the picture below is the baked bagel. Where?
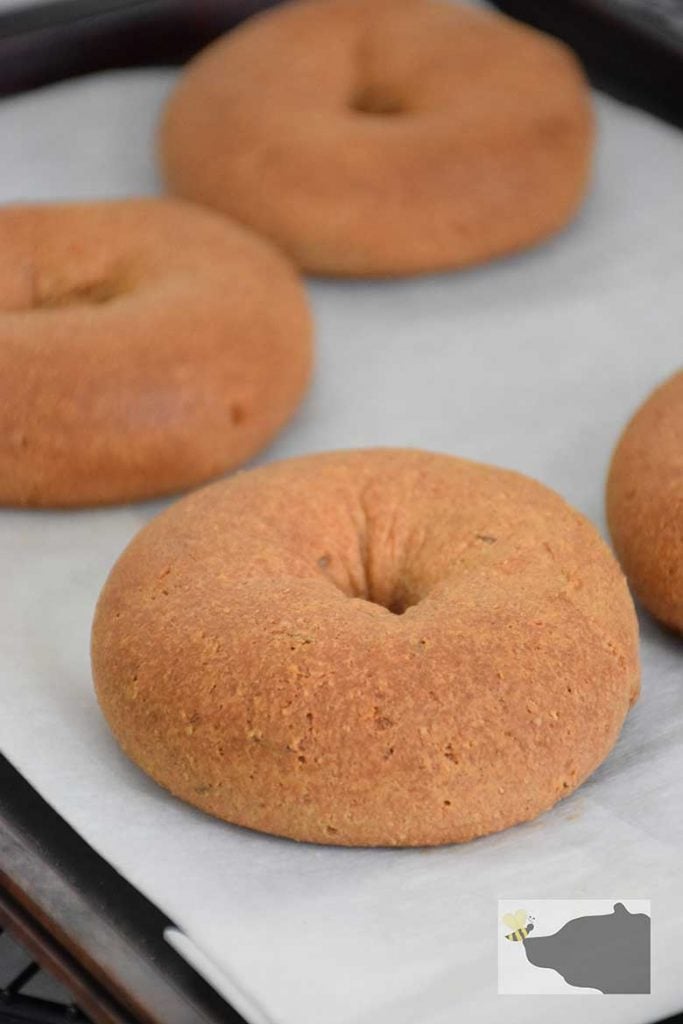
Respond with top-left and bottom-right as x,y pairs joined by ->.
0,198 -> 312,506
93,449 -> 639,846
160,0 -> 593,277
607,370 -> 683,633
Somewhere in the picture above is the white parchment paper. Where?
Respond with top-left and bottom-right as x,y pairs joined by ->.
1,45 -> 682,1024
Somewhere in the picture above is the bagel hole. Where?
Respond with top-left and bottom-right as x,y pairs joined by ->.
317,550 -> 418,615
10,431 -> 29,450
385,595 -> 412,615
355,591 -> 418,616
230,402 -> 246,426
35,278 -> 122,309
377,577 -> 421,615
358,585 -> 418,616
350,86 -> 404,117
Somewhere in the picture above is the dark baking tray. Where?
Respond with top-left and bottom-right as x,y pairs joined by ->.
0,753 -> 246,1024
489,0 -> 683,127
1,0 -> 682,126
0,0 -> 281,97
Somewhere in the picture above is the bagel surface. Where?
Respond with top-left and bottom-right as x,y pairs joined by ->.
0,198 -> 312,506
160,0 -> 593,277
607,370 -> 683,633
92,448 -> 639,846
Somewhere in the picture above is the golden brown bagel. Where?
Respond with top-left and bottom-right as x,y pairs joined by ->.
607,370 -> 683,633
93,449 -> 639,846
0,198 -> 312,506
160,0 -> 593,277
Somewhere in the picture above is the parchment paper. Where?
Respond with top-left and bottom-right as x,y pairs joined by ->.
1,40 -> 682,1024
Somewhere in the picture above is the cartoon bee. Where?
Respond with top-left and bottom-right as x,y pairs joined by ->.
502,909 -> 535,942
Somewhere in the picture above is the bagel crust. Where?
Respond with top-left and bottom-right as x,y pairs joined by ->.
93,449 -> 639,846
0,199 -> 312,506
160,0 -> 594,277
607,370 -> 683,633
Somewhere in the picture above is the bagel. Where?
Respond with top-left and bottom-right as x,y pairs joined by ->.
607,370 -> 683,633
92,448 -> 639,846
160,0 -> 593,277
0,198 -> 312,507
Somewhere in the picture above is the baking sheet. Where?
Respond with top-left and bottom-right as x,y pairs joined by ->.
1,47 -> 682,1024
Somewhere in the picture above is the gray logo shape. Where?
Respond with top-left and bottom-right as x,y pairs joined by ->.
523,902 -> 651,993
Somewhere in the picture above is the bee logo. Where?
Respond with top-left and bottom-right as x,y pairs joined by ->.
502,909 -> 535,942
